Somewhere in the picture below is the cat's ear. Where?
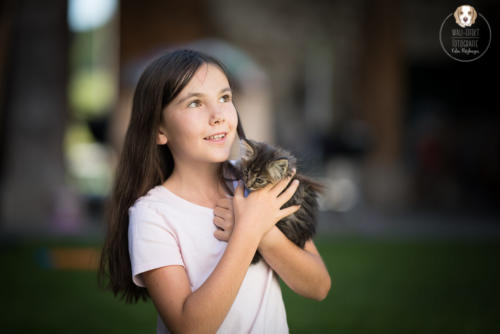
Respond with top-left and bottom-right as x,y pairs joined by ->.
268,159 -> 288,180
239,138 -> 255,160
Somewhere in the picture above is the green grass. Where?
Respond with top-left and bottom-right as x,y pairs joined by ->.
1,236 -> 499,333
282,237 -> 500,334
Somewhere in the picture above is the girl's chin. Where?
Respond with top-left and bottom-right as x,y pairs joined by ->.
200,149 -> 231,162
211,153 -> 232,162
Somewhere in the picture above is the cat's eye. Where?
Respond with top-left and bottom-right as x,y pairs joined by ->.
255,177 -> 265,184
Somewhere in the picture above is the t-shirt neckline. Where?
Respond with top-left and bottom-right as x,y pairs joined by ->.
156,184 -> 223,214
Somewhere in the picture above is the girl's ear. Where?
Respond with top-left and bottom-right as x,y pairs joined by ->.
157,128 -> 168,145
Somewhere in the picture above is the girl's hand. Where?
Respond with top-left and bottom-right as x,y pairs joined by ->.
232,169 -> 300,240
213,196 -> 234,242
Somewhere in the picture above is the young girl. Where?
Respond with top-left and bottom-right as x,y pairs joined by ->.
99,49 -> 331,334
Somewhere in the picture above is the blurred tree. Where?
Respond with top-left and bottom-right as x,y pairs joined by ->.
356,0 -> 410,210
0,0 -> 82,234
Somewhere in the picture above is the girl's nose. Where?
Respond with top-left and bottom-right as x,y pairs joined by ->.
209,106 -> 225,125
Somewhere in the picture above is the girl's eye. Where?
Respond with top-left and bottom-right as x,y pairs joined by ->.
187,100 -> 201,108
219,94 -> 232,103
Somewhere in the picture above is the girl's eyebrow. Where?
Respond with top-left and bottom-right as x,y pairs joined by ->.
177,87 -> 232,105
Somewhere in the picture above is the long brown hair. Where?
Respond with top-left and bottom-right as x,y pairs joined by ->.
98,49 -> 247,303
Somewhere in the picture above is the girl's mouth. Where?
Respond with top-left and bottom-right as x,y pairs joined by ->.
204,132 -> 227,143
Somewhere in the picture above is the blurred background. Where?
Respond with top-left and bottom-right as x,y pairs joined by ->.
1,0 -> 499,333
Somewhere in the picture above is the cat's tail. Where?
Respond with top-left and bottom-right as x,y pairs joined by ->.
295,174 -> 326,196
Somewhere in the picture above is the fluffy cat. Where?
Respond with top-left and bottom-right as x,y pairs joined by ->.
228,138 -> 324,264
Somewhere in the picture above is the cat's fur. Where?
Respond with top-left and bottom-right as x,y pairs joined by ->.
228,138 -> 324,264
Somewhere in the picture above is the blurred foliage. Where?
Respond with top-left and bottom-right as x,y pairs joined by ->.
64,122 -> 95,147
69,69 -> 116,119
64,16 -> 117,198
64,122 -> 112,197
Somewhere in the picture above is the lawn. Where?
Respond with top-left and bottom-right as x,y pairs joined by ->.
1,236 -> 498,333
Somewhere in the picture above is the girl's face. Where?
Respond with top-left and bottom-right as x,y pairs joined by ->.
158,63 -> 238,165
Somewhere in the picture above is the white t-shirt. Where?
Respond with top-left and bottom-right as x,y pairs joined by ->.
128,180 -> 289,334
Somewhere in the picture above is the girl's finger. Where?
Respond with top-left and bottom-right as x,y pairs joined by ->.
214,206 -> 231,220
213,215 -> 225,228
214,216 -> 233,232
277,179 -> 300,206
214,229 -> 227,241
234,180 -> 244,198
215,197 -> 232,210
277,204 -> 301,221
271,169 -> 296,195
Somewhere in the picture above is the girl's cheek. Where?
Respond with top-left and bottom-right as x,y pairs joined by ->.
227,105 -> 238,125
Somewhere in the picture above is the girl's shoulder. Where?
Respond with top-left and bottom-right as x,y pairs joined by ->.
128,185 -> 168,215
128,185 -> 181,234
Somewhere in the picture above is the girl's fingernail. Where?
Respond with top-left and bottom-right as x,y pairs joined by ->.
293,179 -> 299,184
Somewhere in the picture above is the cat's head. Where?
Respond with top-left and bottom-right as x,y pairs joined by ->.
238,138 -> 296,190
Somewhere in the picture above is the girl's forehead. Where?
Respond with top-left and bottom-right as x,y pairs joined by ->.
187,63 -> 228,89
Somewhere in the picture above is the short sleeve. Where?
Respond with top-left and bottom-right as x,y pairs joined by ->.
128,202 -> 184,287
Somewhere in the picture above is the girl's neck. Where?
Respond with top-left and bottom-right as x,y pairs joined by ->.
163,162 -> 228,208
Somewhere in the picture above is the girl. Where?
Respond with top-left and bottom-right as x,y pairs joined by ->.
99,49 -> 331,334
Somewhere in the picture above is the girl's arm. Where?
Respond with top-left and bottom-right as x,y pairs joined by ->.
213,189 -> 331,302
142,175 -> 300,334
143,226 -> 259,334
257,227 -> 331,301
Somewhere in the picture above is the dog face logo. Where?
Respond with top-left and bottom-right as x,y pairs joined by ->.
454,5 -> 477,28
440,5 -> 491,62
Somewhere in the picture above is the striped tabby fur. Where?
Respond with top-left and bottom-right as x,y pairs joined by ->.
232,138 -> 324,264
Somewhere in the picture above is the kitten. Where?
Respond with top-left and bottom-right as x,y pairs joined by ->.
232,138 -> 324,264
